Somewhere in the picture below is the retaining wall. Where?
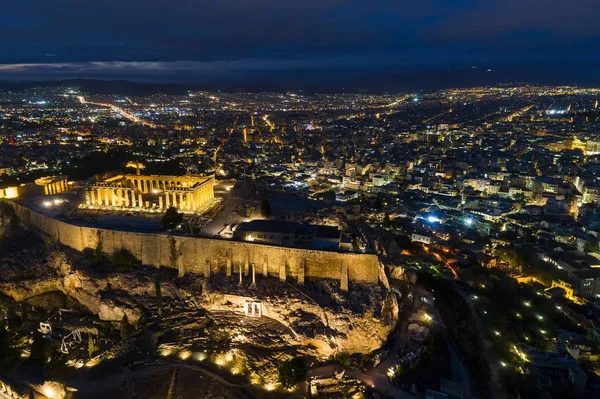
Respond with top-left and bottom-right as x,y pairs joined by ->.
6,201 -> 380,285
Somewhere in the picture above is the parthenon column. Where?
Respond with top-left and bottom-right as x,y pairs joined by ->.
111,189 -> 116,206
124,190 -> 130,207
90,191 -> 96,206
131,191 -> 136,207
165,192 -> 170,207
178,193 -> 184,210
104,189 -> 109,206
138,194 -> 143,208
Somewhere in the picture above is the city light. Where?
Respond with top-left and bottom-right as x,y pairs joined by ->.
427,215 -> 441,223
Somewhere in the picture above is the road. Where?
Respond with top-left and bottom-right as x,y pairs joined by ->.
309,289 -> 422,399
77,95 -> 156,128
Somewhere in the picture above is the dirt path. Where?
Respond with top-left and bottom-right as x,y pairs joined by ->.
309,289 -> 422,399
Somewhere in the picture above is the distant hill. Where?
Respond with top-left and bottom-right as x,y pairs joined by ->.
0,78 -> 293,96
1,62 -> 598,95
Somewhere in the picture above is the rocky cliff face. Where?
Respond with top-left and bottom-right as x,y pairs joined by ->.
0,229 -> 398,358
199,276 -> 398,358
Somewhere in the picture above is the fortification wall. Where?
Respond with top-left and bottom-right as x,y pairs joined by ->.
6,202 -> 380,285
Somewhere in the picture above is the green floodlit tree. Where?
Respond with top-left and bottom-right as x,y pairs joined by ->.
87,334 -> 99,359
277,357 -> 308,389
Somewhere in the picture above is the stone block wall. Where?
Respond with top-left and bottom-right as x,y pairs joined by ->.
6,201 -> 380,285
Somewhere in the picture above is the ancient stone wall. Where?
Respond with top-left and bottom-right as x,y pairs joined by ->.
6,202 -> 380,285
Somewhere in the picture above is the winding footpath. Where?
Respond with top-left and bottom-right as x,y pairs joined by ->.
309,290 -> 422,399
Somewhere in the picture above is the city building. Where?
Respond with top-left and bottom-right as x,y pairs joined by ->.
233,220 -> 342,250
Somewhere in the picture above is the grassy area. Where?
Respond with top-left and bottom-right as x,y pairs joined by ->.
418,272 -> 491,398
458,266 -> 587,398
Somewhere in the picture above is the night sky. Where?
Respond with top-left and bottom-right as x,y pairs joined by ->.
1,0 -> 600,89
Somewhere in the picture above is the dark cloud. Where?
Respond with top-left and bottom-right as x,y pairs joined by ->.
1,0 -> 599,81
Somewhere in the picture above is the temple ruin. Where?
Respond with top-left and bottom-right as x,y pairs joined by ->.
82,174 -> 215,213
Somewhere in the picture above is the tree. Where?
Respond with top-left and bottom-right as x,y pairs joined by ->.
513,192 -> 527,204
111,249 -> 138,272
161,207 -> 183,231
374,195 -> 383,211
120,315 -> 133,341
382,212 -> 391,229
155,276 -> 163,316
30,332 -> 59,365
87,334 -> 99,359
259,199 -> 271,218
0,322 -> 19,368
585,238 -> 600,254
277,357 -> 308,389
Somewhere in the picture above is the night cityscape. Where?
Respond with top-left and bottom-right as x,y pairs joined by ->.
2,1 -> 600,399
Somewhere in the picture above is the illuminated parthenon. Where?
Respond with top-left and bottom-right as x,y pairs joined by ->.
83,174 -> 215,213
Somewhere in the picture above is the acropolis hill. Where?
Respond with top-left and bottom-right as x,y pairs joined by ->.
0,198 -> 398,395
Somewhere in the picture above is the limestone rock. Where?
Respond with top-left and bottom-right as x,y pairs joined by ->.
200,275 -> 398,359
98,297 -> 144,325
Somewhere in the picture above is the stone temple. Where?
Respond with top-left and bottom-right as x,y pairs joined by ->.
83,174 -> 215,212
